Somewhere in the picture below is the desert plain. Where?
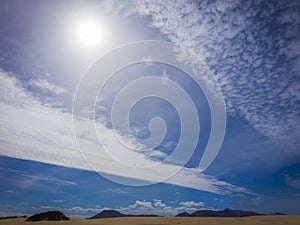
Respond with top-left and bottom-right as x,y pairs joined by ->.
0,215 -> 299,225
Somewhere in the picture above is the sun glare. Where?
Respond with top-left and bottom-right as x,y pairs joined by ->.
76,20 -> 102,47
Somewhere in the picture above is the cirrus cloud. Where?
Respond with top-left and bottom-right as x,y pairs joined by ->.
132,0 -> 300,153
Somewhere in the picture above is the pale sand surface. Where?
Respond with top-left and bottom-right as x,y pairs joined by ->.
0,216 -> 299,225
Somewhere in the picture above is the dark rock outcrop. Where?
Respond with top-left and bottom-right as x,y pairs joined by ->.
26,211 -> 69,222
176,208 -> 260,217
175,212 -> 190,217
0,216 -> 27,220
89,210 -> 159,219
89,210 -> 125,219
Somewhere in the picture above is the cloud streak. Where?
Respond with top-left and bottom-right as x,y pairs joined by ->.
0,69 -> 254,196
0,167 -> 78,186
28,78 -> 69,96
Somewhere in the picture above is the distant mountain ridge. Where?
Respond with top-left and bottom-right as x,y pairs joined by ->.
89,208 -> 285,219
176,208 -> 260,217
88,210 -> 159,219
0,216 -> 27,220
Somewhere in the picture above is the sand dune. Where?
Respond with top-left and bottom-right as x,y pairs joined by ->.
0,215 -> 299,225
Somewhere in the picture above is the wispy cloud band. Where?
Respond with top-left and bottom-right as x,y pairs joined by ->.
0,69 -> 254,196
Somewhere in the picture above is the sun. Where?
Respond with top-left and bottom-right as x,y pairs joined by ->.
76,20 -> 102,47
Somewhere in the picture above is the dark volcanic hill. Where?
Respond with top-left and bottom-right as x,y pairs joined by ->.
175,212 -> 190,217
26,211 -> 69,222
89,210 -> 125,219
91,208 -> 270,219
89,210 -> 159,219
176,208 -> 260,217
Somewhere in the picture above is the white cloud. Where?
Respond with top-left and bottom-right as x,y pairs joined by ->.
64,206 -> 108,217
51,200 -> 65,203
179,201 -> 204,208
129,200 -> 153,210
0,69 -> 36,106
98,0 -> 137,18
145,149 -> 168,160
154,199 -> 166,208
0,167 -> 78,188
282,172 -> 300,189
132,0 -> 300,153
110,188 -> 128,195
120,200 -> 156,215
28,78 -> 69,95
120,199 -> 205,215
0,199 -> 206,217
20,174 -> 78,186
161,141 -> 175,150
0,70 -> 255,196
40,205 -> 53,209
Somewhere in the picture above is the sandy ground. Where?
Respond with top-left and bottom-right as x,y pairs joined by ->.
0,216 -> 299,225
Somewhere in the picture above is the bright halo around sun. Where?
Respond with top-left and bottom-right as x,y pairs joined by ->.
76,20 -> 102,47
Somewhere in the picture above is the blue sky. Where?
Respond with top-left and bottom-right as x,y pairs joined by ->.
0,0 -> 299,217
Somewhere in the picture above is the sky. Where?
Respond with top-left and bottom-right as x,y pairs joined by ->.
0,0 -> 299,218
